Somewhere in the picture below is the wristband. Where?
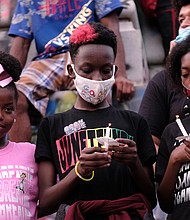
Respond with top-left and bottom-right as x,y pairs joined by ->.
75,161 -> 94,181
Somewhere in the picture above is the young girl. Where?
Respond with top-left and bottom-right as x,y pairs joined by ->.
35,22 -> 157,219
0,51 -> 38,219
156,34 -> 190,219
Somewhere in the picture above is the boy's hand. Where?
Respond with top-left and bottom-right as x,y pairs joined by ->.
108,138 -> 138,166
77,147 -> 111,178
115,75 -> 134,101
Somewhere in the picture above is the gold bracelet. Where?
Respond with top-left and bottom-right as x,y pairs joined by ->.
75,161 -> 94,181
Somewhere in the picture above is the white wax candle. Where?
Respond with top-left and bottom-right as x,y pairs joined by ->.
105,123 -> 111,138
176,115 -> 188,136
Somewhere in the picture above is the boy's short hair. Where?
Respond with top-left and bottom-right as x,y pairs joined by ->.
69,22 -> 117,61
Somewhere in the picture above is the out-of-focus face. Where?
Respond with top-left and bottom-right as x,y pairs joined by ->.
178,4 -> 190,29
0,87 -> 16,139
181,52 -> 190,89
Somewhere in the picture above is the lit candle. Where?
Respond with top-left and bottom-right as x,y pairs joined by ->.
105,123 -> 111,138
104,123 -> 111,148
176,115 -> 188,136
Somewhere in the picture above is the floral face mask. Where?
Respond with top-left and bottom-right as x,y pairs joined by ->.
71,64 -> 115,105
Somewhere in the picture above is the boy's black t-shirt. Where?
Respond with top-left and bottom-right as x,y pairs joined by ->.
156,116 -> 190,219
35,106 -> 156,205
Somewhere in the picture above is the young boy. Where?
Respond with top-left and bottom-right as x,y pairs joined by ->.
35,22 -> 156,219
8,0 -> 134,142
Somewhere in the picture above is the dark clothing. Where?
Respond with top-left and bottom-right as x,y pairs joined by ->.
155,115 -> 190,219
138,70 -> 187,139
156,0 -> 178,55
138,0 -> 178,56
35,106 -> 156,206
64,194 -> 154,220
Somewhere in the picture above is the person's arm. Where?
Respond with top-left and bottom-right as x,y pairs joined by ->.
157,140 -> 190,213
37,146 -> 111,217
129,155 -> 157,208
152,134 -> 160,173
138,71 -> 169,148
37,161 -> 79,217
9,36 -> 31,67
100,12 -> 134,101
152,135 -> 160,153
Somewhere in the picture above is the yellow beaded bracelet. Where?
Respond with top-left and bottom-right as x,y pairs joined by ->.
75,161 -> 94,181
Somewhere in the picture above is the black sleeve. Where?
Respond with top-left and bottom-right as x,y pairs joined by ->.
155,125 -> 173,183
35,117 -> 53,163
133,112 -> 157,166
138,70 -> 169,139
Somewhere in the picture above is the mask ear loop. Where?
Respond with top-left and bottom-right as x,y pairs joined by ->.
112,65 -> 115,77
182,81 -> 190,97
70,63 -> 75,70
70,64 -> 79,76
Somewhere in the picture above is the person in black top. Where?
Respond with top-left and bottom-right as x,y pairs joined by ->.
139,0 -> 190,152
156,34 -> 190,220
35,22 -> 156,219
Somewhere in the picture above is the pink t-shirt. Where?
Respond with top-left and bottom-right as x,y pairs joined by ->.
0,141 -> 38,220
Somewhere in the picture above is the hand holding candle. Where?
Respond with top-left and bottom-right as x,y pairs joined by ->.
97,123 -> 119,147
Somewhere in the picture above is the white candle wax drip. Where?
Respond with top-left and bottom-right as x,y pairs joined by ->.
105,123 -> 111,138
104,123 -> 111,148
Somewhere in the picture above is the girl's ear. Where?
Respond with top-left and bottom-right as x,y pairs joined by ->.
67,64 -> 75,78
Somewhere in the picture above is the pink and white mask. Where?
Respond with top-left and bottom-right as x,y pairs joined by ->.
71,64 -> 115,105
